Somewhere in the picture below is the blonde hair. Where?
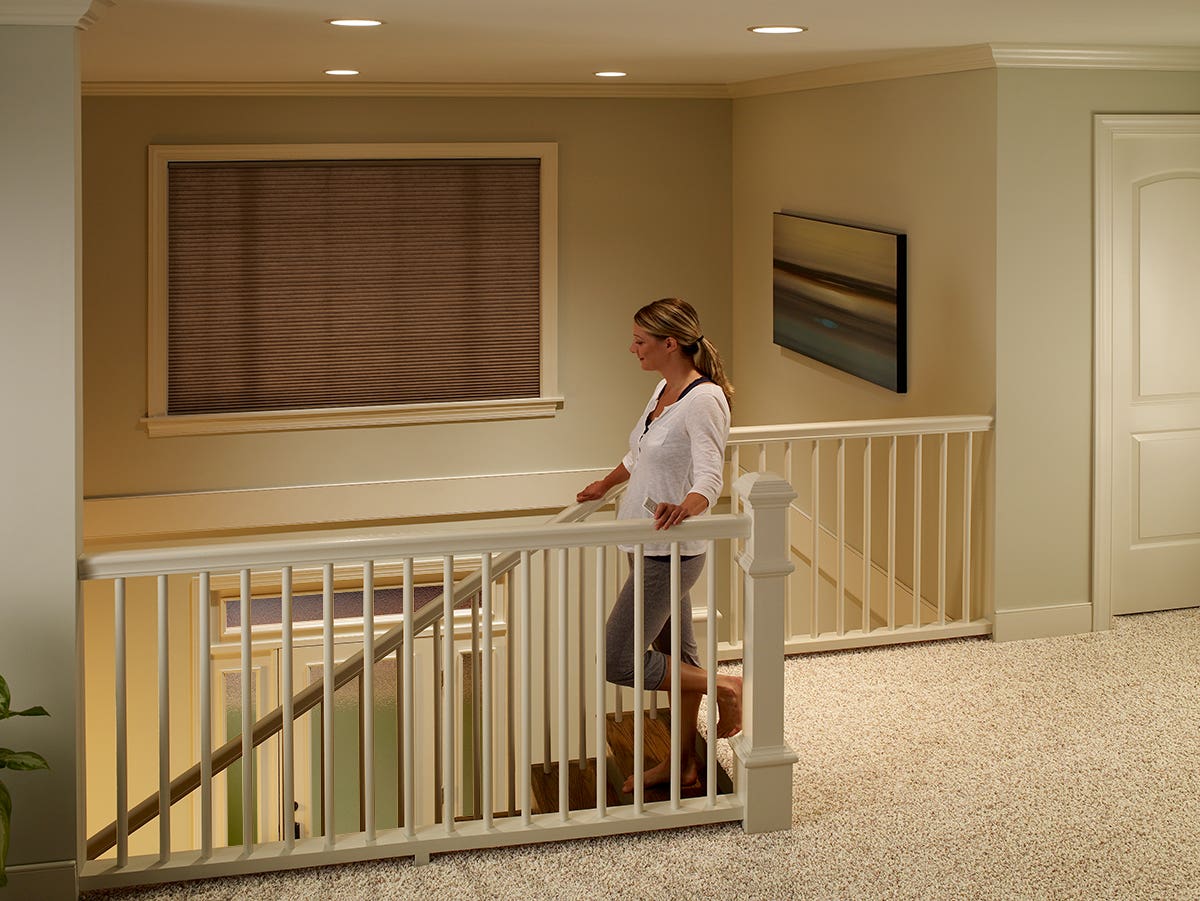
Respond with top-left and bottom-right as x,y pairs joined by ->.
634,297 -> 734,409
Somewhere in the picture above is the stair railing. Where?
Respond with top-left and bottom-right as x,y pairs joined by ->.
81,486 -> 625,860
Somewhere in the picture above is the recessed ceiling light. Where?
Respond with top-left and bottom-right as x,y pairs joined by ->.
327,19 -> 383,27
748,25 -> 807,34
324,69 -> 360,76
594,71 -> 627,78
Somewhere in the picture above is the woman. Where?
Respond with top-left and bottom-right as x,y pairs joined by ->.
577,297 -> 743,793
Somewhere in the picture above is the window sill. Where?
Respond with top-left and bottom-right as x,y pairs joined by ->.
142,396 -> 565,437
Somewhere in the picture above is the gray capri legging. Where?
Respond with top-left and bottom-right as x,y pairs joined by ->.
605,553 -> 706,689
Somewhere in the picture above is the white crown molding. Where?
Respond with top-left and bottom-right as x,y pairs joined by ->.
730,44 -> 997,98
730,42 -> 1200,99
0,0 -> 112,29
990,44 -> 1200,70
81,80 -> 732,99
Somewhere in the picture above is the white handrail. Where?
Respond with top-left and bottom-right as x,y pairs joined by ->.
79,503 -> 746,581
728,414 -> 992,445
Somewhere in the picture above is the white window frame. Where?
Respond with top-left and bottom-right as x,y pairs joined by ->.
143,142 -> 561,437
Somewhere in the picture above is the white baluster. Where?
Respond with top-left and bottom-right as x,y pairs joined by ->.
836,438 -> 846,637
633,546 -> 645,814
576,548 -> 586,774
236,569 -> 254,851
402,558 -> 415,838
471,567 -> 482,820
158,574 -> 171,860
114,577 -> 128,868
280,566 -> 294,851
504,569 -> 516,818
362,560 -> 375,841
938,434 -> 949,626
783,440 -> 794,640
863,438 -> 872,634
888,436 -> 897,630
520,551 -> 532,826
730,444 -> 741,645
542,552 -> 551,776
810,439 -> 820,638
962,432 -> 975,623
481,553 -> 494,830
443,554 -> 455,832
669,543 -> 681,809
322,563 -> 334,847
556,548 -> 569,821
594,545 -> 607,817
913,436 -> 924,629
706,541 -> 717,806
198,571 -> 212,858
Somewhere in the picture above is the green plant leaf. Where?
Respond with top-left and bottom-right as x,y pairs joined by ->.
0,750 -> 49,772
0,675 -> 9,717
4,706 -> 50,719
1,778 -> 11,888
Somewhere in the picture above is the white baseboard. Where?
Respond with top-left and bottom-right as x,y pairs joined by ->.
992,602 -> 1094,642
3,859 -> 76,899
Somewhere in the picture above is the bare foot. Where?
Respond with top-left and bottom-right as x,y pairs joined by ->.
622,756 -> 699,794
715,674 -> 742,738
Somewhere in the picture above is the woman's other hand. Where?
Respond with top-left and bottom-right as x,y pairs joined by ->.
576,481 -> 607,502
653,492 -> 709,530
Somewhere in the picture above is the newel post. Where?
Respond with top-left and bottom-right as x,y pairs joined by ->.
732,471 -> 798,833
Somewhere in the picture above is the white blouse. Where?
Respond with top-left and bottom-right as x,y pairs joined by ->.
618,378 -> 730,556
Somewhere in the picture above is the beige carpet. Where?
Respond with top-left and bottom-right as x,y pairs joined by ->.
86,608 -> 1200,901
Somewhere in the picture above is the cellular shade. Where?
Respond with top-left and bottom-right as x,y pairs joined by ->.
166,158 -> 541,415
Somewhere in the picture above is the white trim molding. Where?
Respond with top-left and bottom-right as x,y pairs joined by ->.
991,44 -> 1200,70
83,80 -> 731,99
145,141 -> 560,436
731,45 -> 998,98
992,602 -> 1093,642
0,0 -> 111,28
142,396 -> 564,437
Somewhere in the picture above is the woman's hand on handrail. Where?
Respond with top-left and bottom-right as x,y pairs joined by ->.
652,492 -> 709,530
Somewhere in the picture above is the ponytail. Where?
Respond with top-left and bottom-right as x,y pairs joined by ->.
634,297 -> 734,410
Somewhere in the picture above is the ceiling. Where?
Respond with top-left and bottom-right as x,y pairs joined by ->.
80,0 -> 1200,87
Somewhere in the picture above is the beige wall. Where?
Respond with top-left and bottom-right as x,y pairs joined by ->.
730,71 -> 998,617
993,68 -> 1200,638
0,24 -> 81,884
82,96 -> 731,526
730,69 -> 998,426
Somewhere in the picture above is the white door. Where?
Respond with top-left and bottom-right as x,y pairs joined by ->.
1097,115 -> 1200,617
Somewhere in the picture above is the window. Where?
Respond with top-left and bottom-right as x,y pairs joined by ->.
144,143 -> 560,436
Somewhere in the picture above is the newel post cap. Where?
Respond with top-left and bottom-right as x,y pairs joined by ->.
733,471 -> 797,509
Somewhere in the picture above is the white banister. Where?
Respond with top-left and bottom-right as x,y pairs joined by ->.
728,414 -> 993,444
731,471 -> 799,834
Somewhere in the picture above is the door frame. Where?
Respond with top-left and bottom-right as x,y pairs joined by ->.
1092,114 -> 1200,630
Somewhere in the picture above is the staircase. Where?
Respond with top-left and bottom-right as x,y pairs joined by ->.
528,709 -> 734,815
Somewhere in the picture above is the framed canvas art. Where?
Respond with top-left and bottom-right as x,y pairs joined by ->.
773,212 -> 907,393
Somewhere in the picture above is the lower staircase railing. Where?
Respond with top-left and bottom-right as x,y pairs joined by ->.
76,472 -> 798,890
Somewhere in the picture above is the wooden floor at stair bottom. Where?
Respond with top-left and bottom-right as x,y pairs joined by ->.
529,708 -> 734,815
